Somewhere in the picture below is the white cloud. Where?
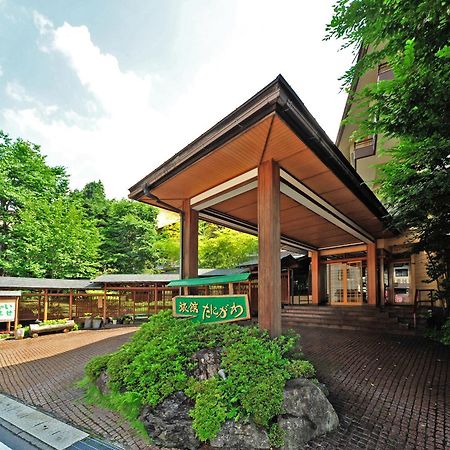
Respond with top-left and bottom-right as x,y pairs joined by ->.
5,81 -> 34,102
2,3 -> 353,199
0,65 -> 3,77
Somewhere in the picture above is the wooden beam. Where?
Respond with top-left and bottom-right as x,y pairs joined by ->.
257,159 -> 281,337
181,199 -> 199,279
310,251 -> 320,305
367,242 -> 377,305
319,244 -> 367,256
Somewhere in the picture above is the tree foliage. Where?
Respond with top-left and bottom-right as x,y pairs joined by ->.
0,131 -> 69,274
5,197 -> 100,278
327,0 -> 450,311
198,223 -> 258,269
100,199 -> 159,273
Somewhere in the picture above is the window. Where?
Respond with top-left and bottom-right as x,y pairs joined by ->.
354,135 -> 377,160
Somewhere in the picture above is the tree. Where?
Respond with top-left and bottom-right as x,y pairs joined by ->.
71,181 -> 109,225
199,223 -> 258,269
0,131 -> 69,274
5,197 -> 100,278
100,200 -> 160,273
326,0 -> 450,312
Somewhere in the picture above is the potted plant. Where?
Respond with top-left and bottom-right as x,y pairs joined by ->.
92,316 -> 103,329
84,313 -> 93,329
14,324 -> 25,340
112,317 -> 118,325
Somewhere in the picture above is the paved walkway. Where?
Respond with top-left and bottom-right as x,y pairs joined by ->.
300,328 -> 450,450
0,326 -> 449,449
0,328 -> 151,449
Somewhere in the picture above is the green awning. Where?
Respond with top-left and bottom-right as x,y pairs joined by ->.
167,273 -> 250,287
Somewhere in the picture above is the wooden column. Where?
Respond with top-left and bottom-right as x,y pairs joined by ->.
367,242 -> 377,305
379,255 -> 385,305
257,159 -> 281,337
310,251 -> 320,305
181,200 -> 199,279
69,289 -> 73,320
43,289 -> 49,321
103,287 -> 107,320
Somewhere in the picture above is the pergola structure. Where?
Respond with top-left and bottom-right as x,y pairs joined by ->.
129,75 -> 393,336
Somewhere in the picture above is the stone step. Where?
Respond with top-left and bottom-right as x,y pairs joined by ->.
281,319 -> 416,335
281,311 -> 398,324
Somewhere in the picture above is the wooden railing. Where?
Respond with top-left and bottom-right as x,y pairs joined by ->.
413,289 -> 437,328
18,287 -> 180,322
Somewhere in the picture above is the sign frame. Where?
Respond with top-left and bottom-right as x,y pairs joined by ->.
173,294 -> 250,324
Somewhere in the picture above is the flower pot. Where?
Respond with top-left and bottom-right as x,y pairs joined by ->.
84,317 -> 93,329
15,328 -> 25,340
92,318 -> 102,329
112,319 -> 117,325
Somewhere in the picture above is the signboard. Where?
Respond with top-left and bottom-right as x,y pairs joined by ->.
0,299 -> 16,323
173,295 -> 250,324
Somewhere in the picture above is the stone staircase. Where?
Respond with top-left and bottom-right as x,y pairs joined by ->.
281,304 -> 427,335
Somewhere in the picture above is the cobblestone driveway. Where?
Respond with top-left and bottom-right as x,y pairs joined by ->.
0,326 -> 449,449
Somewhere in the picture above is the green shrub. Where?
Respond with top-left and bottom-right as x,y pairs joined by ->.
81,310 -> 317,445
286,359 -> 316,379
189,377 -> 228,441
440,318 -> 450,345
85,353 -> 112,382
268,423 -> 285,448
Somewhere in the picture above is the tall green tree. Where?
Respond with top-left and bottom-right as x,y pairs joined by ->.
0,131 -> 68,274
71,181 -> 109,225
5,197 -> 100,278
326,0 -> 450,311
100,200 -> 160,273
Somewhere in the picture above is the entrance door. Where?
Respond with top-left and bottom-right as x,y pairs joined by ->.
328,261 -> 363,305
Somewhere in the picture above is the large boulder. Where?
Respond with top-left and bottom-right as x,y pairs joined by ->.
191,347 -> 222,380
210,420 -> 270,449
139,391 -> 200,450
278,378 -> 339,450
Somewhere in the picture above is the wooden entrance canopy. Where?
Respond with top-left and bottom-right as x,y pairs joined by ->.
129,75 -> 393,336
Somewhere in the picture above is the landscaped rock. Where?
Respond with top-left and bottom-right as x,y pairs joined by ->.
95,371 -> 109,396
192,347 -> 222,380
210,419 -> 270,449
278,378 -> 339,450
139,391 -> 200,450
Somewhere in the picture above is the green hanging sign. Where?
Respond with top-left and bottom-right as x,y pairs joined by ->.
173,295 -> 250,324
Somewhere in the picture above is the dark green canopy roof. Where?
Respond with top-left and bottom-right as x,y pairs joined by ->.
167,273 -> 250,287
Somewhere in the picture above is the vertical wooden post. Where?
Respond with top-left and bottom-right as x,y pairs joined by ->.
14,295 -> 19,330
43,289 -> 49,321
103,286 -> 107,320
310,251 -> 320,305
154,286 -> 158,314
132,290 -> 136,319
367,242 -> 377,305
410,254 -> 416,305
379,255 -> 385,305
69,289 -> 73,320
257,159 -> 281,337
181,200 -> 198,279
228,282 -> 234,295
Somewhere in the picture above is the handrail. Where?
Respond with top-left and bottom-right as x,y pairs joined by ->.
413,289 -> 436,328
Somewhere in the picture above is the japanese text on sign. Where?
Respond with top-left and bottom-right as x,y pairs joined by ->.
0,301 -> 16,322
173,295 -> 250,324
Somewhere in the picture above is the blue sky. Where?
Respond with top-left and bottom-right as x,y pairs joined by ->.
0,0 -> 354,198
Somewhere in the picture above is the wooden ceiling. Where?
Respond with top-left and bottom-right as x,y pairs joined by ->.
139,113 -> 389,249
